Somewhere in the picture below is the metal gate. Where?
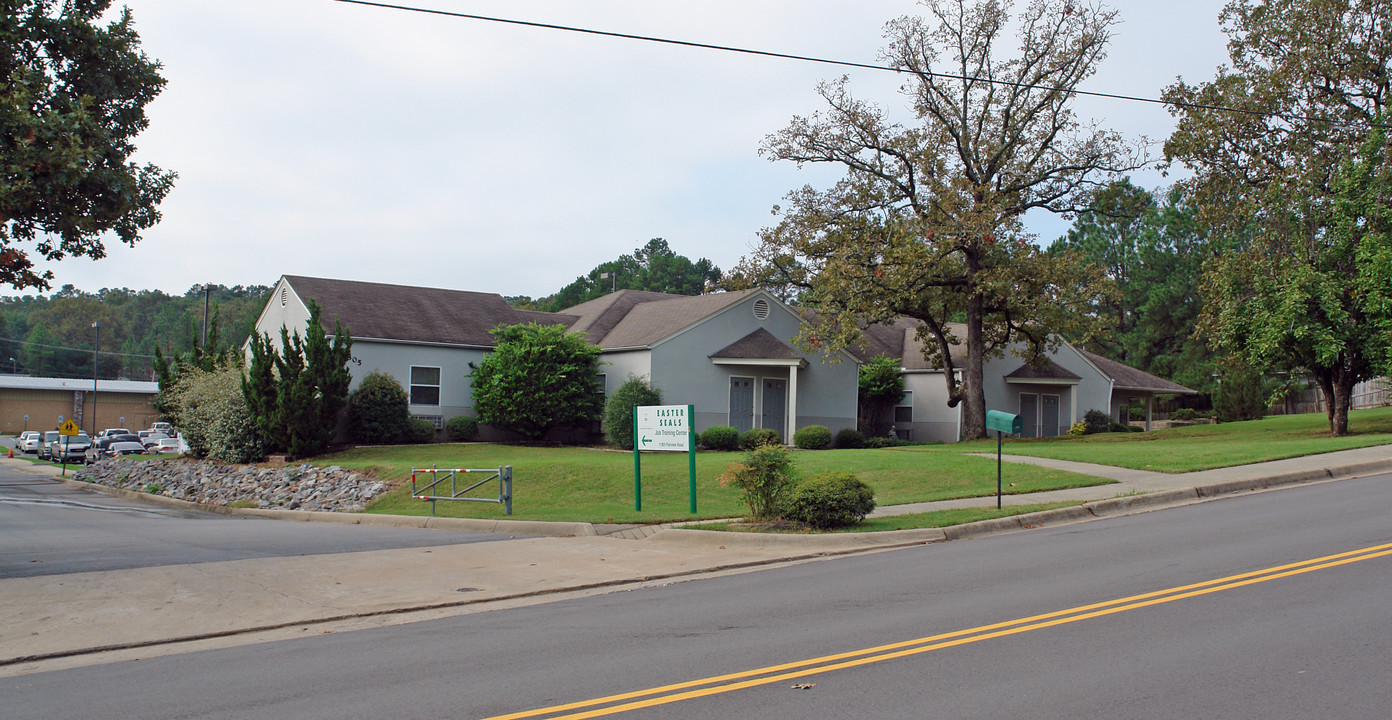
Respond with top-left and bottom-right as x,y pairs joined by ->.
411,465 -> 512,515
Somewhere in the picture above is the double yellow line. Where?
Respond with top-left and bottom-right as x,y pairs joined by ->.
484,542 -> 1392,720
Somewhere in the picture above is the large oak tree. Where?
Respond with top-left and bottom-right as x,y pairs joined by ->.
731,0 -> 1141,439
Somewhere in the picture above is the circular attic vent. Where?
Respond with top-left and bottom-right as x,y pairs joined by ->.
753,298 -> 770,320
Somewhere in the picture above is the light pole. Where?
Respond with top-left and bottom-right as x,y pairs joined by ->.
91,322 -> 101,437
7,357 -> 13,374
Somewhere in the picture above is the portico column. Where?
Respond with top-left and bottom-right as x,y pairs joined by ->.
787,363 -> 798,444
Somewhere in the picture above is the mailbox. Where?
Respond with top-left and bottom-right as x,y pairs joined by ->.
986,410 -> 1021,435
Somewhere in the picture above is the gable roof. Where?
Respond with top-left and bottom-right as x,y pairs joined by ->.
283,275 -> 576,347
1078,348 -> 1197,394
710,328 -> 805,361
560,289 -> 761,348
1006,359 -> 1081,381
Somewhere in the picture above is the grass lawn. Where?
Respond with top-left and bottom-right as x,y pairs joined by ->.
917,406 -> 1392,473
321,443 -> 1112,524
692,501 -> 1084,534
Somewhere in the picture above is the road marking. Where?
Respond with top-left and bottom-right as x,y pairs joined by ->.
483,542 -> 1392,720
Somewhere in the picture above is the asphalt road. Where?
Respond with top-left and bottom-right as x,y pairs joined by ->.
0,470 -> 513,579
4,470 -> 1390,718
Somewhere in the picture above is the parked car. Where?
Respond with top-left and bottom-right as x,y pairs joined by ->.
19,431 -> 43,454
153,437 -> 182,454
151,421 -> 174,436
37,430 -> 61,460
105,441 -> 146,458
49,434 -> 91,464
86,434 -> 142,463
140,432 -> 170,450
100,428 -> 131,438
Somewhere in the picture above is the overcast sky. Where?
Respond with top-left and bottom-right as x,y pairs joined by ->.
27,0 -> 1233,300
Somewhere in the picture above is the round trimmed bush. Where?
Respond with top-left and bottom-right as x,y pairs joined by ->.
834,428 -> 864,449
408,417 -> 437,444
783,472 -> 876,529
445,415 -> 479,442
603,376 -> 662,450
700,425 -> 739,451
740,428 -> 782,449
793,425 -> 832,450
345,370 -> 412,444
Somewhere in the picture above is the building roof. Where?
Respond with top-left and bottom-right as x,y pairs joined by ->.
283,275 -> 576,348
1005,359 -> 1081,381
1078,349 -> 1197,394
562,289 -> 760,348
709,328 -> 805,361
848,317 -> 969,369
0,375 -> 158,394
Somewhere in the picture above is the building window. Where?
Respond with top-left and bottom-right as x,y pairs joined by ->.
414,415 -> 443,429
594,373 -> 607,397
894,390 -> 913,424
410,366 -> 441,406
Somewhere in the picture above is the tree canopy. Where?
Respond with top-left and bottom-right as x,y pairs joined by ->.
2,0 -> 176,290
1164,0 -> 1392,435
529,239 -> 721,312
730,0 -> 1140,440
1050,181 -> 1222,394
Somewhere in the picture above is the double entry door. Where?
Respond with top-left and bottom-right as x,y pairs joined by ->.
729,377 -> 787,435
1019,393 -> 1060,438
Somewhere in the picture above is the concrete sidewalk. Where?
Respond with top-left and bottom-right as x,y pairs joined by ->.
2,444 -> 1389,674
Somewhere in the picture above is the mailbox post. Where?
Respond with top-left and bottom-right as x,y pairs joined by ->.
985,410 -> 1022,509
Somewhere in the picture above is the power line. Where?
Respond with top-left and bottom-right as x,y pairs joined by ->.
0,336 -> 157,361
333,0 -> 1388,130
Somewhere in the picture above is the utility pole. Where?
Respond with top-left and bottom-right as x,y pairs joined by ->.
201,284 -> 213,348
91,322 -> 101,437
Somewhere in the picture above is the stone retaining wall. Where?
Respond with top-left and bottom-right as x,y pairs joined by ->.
75,458 -> 390,512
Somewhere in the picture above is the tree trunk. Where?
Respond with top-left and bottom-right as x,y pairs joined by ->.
961,293 -> 987,441
1331,373 -> 1356,437
1315,369 -> 1357,437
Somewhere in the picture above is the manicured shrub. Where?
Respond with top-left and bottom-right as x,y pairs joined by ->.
793,425 -> 832,450
1171,408 -> 1198,421
1068,421 -> 1087,437
834,428 -> 864,449
783,472 -> 877,529
445,415 -> 479,442
345,371 -> 412,444
408,418 -> 437,444
603,375 -> 662,450
701,425 -> 739,451
1127,425 -> 1143,432
739,428 -> 782,449
164,363 -> 265,463
1083,409 -> 1112,434
717,443 -> 798,521
1109,421 -> 1131,433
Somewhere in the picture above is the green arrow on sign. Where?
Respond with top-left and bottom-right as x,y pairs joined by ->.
641,436 -> 652,446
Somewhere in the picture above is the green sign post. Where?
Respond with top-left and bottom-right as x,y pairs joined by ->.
632,404 -> 697,513
985,410 -> 1022,509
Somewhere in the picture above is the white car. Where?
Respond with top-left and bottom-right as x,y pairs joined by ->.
154,437 -> 181,454
18,431 -> 43,454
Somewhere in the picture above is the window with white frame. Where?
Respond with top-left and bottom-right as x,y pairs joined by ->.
894,390 -> 913,424
410,366 -> 441,406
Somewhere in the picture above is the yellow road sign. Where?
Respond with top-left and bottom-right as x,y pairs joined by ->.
59,420 -> 80,436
